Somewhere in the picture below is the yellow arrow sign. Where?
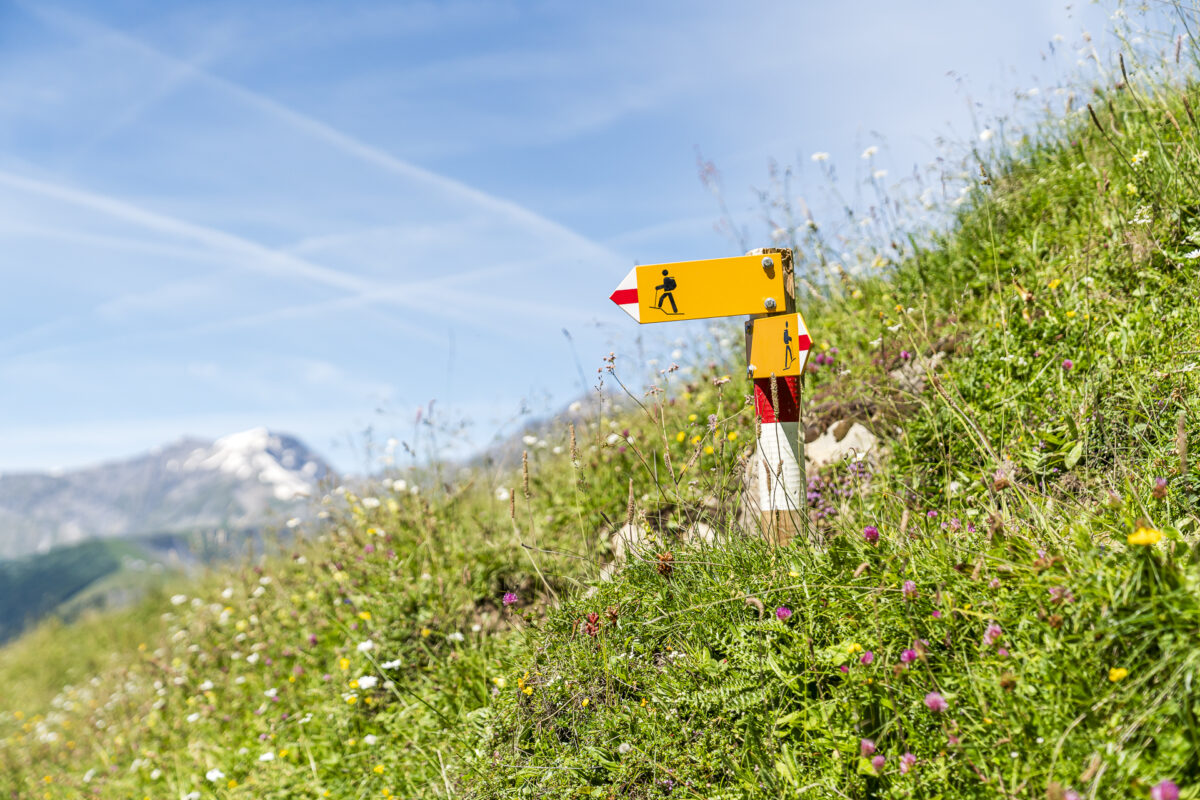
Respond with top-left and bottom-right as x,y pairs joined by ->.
609,254 -> 787,323
747,312 -> 811,377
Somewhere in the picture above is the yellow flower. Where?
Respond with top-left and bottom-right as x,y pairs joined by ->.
727,431 -> 738,442
339,658 -> 350,671
1109,667 -> 1129,682
847,643 -> 863,654
492,677 -> 507,688
522,686 -> 533,696
581,698 -> 590,707
346,695 -> 358,705
788,570 -> 800,578
688,414 -> 698,422
373,765 -> 385,775
1127,526 -> 1162,546
1066,310 -> 1076,318
1131,149 -> 1149,166
349,680 -> 359,689
691,435 -> 702,445
228,780 -> 238,789
704,446 -> 714,455
675,431 -> 686,443
420,627 -> 432,638
1125,182 -> 1139,196
851,289 -> 863,299
358,611 -> 372,621
1047,278 -> 1061,290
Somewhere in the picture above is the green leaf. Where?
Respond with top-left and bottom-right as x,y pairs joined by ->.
1065,441 -> 1084,469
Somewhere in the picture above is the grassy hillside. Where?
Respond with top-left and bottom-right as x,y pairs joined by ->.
4,22 -> 1200,800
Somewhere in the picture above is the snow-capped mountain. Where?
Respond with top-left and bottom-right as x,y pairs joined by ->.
0,428 -> 333,559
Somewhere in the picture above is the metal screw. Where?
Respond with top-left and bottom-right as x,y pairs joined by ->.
762,257 -> 774,269
764,297 -> 777,311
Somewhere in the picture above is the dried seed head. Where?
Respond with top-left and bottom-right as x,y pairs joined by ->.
509,489 -> 515,519
570,423 -> 579,463
769,373 -> 780,417
522,451 -> 530,499
656,551 -> 674,577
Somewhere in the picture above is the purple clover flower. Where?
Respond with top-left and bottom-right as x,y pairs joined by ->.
860,651 -> 874,665
902,580 -> 918,600
983,623 -> 1003,647
900,649 -> 917,664
899,752 -> 916,774
502,592 -> 519,606
775,606 -> 793,621
871,755 -> 886,772
1062,358 -> 1074,371
863,525 -> 879,544
860,739 -> 876,756
1151,780 -> 1180,800
924,692 -> 949,713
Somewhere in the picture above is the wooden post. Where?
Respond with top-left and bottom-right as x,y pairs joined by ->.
746,248 -> 806,546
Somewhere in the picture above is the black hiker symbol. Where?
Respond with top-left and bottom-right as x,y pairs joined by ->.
783,321 -> 794,369
654,269 -> 680,314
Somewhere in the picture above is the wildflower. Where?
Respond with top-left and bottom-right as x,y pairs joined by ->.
861,146 -> 878,159
860,651 -> 874,665
382,659 -> 400,669
926,510 -> 938,519
860,739 -> 876,756
872,169 -> 887,180
727,431 -> 738,442
171,594 -> 188,606
447,631 -> 465,642
618,742 -> 632,754
924,692 -> 949,713
363,735 -> 378,745
931,610 -> 942,619
1109,667 -> 1129,682
983,623 -> 1003,647
1150,780 -> 1180,800
1048,586 -> 1075,604
899,752 -> 916,774
1128,526 -> 1162,546
900,649 -> 917,664
863,525 -> 879,545
902,580 -> 918,600
358,611 -> 372,621
775,606 -> 793,621
357,640 -> 375,653
259,752 -> 275,762
1152,477 -> 1168,500
339,658 -> 350,671
206,769 -> 225,782
811,152 -> 830,162
675,431 -> 686,443
581,697 -> 590,707
264,687 -> 278,699
1126,182 -> 1139,196
357,676 -> 379,690
420,627 -> 432,638
1062,359 -> 1074,371
980,129 -> 994,141
502,592 -> 519,606
871,755 -> 886,771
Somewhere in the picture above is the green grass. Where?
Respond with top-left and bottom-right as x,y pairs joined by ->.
5,14 -> 1200,800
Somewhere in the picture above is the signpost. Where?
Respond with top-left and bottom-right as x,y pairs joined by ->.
608,248 -> 811,545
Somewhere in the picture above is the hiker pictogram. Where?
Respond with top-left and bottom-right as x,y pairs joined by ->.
783,320 -> 794,369
654,269 -> 680,314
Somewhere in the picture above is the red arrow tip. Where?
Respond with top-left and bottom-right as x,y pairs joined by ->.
609,288 -> 638,306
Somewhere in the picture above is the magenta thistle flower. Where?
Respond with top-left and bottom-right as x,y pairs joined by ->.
983,623 -> 1003,647
900,649 -> 917,664
899,752 -> 916,774
924,692 -> 948,713
863,525 -> 879,544
860,739 -> 876,756
775,606 -> 793,621
931,610 -> 942,619
871,755 -> 886,771
1062,358 -> 1074,371
860,651 -> 874,665
502,591 -> 519,606
902,580 -> 918,600
839,664 -> 849,673
1151,780 -> 1180,800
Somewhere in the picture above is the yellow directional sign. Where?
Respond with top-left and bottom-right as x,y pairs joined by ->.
609,254 -> 787,323
747,312 -> 811,378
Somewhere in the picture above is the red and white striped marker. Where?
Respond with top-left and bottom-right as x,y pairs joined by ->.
608,268 -> 640,322
753,374 -> 805,531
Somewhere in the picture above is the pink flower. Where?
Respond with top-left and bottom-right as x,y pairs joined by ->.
924,692 -> 948,713
902,580 -> 918,600
860,739 -> 876,756
502,592 -> 519,606
860,651 -> 874,665
997,647 -> 1009,657
1151,780 -> 1180,800
1064,791 -> 1083,800
900,649 -> 918,664
899,752 -> 916,774
871,755 -> 886,771
1062,358 -> 1074,371
863,525 -> 880,544
983,623 -> 1003,647
839,664 -> 850,673
988,578 -> 1001,589
931,610 -> 942,618
775,606 -> 793,621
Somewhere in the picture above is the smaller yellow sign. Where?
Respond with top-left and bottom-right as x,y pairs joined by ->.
609,253 -> 787,323
747,313 -> 811,378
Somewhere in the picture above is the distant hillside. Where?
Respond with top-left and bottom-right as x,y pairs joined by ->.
0,427 -> 333,559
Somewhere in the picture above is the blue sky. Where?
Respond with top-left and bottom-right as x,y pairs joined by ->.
0,0 -> 1132,473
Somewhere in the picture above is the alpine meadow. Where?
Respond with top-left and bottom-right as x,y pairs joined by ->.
5,4 -> 1200,799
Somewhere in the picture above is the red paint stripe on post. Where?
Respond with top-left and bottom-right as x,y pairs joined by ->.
753,376 -> 800,423
609,288 -> 638,306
